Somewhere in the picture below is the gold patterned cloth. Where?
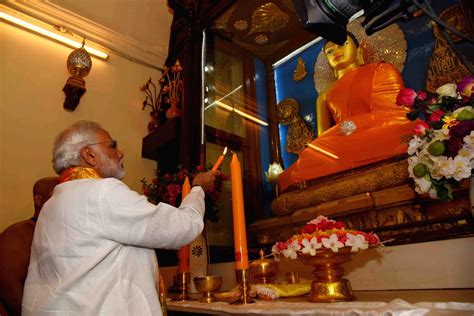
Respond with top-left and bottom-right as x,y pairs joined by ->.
58,167 -> 102,183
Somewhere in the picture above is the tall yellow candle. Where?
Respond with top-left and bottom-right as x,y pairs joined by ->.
230,153 -> 249,270
177,176 -> 191,273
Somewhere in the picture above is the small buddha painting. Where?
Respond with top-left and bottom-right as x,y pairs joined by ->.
293,57 -> 307,81
277,98 -> 313,155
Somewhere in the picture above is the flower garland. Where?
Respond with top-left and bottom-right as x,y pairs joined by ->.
396,76 -> 474,201
271,216 -> 380,259
140,165 -> 228,222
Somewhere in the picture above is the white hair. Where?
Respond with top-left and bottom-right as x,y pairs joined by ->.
52,120 -> 104,174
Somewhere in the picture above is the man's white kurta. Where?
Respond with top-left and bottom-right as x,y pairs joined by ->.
22,178 -> 205,315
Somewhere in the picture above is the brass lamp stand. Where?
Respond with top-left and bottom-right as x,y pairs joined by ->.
230,269 -> 254,305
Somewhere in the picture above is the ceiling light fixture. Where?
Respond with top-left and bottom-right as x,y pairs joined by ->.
0,9 -> 109,60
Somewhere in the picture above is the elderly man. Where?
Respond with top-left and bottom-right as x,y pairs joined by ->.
0,177 -> 58,316
22,120 -> 217,315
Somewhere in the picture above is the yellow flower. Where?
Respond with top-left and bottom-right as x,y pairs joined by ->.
442,114 -> 459,129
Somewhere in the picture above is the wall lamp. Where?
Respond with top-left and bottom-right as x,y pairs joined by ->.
0,8 -> 109,60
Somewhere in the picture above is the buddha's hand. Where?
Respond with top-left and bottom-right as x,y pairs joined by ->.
192,170 -> 219,192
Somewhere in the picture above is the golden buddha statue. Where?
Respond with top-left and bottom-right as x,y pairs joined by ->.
278,33 -> 418,192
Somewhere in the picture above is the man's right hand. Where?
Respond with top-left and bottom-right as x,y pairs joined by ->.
192,170 -> 219,192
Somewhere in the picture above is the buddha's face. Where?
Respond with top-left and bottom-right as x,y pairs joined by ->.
324,36 -> 359,70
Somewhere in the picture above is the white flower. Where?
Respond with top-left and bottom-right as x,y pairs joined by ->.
308,215 -> 332,225
434,156 -> 456,178
282,240 -> 301,259
414,176 -> 432,194
407,136 -> 426,155
264,162 -> 284,183
436,83 -> 458,98
301,237 -> 322,256
345,233 -> 369,252
321,234 -> 344,253
453,155 -> 472,181
463,131 -> 474,146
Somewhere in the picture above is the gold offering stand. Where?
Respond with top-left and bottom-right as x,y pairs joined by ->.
299,248 -> 356,302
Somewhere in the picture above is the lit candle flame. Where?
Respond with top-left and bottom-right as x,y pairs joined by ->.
211,147 -> 228,171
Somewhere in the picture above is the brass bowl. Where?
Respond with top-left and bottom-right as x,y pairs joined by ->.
249,249 -> 278,284
193,275 -> 222,303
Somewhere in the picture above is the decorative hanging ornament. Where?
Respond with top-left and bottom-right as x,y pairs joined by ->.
63,40 -> 92,111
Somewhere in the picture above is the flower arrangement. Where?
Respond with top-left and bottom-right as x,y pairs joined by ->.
140,60 -> 184,129
271,216 -> 380,259
140,165 -> 228,222
396,76 -> 474,201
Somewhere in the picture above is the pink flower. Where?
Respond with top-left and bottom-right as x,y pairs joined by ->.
167,184 -> 181,197
457,76 -> 474,97
396,88 -> 417,107
429,109 -> 446,122
413,121 -> 430,136
417,91 -> 427,101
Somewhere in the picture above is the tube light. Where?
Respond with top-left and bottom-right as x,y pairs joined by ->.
215,100 -> 268,126
0,11 -> 109,60
307,143 -> 339,159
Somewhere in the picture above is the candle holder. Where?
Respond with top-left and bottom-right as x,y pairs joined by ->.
171,272 -> 194,301
230,269 -> 255,305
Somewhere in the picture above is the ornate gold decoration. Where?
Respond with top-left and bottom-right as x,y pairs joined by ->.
299,249 -> 356,302
426,5 -> 471,92
271,158 -> 410,215
293,57 -> 307,81
234,20 -> 248,31
214,4 -> 236,30
255,34 -> 269,44
232,37 -> 289,56
249,2 -> 290,35
314,18 -> 407,94
277,98 -> 313,155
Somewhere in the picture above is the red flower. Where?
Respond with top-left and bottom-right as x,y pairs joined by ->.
413,121 -> 430,136
429,109 -> 446,122
417,90 -> 427,101
300,224 -> 316,234
396,88 -> 417,107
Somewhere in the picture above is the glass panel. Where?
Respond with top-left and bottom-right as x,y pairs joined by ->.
204,49 -> 246,137
203,35 -> 272,263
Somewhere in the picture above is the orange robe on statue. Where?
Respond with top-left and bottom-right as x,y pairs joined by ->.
278,62 -> 418,192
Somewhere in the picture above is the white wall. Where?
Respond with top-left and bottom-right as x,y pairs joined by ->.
160,237 -> 474,291
0,21 -> 162,230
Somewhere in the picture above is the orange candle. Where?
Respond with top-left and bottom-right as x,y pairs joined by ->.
230,153 -> 249,270
177,176 -> 191,273
211,147 -> 228,171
